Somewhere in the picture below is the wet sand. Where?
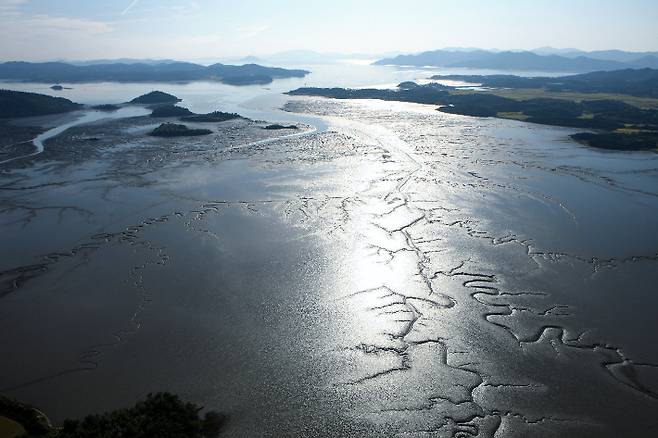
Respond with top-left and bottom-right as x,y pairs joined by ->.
1,98 -> 658,437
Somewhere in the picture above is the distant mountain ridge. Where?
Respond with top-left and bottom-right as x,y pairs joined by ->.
0,61 -> 309,85
374,49 -> 658,73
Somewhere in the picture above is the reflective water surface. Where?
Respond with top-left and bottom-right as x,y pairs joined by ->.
1,66 -> 658,437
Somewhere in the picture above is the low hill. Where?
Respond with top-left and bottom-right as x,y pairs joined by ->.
0,61 -> 310,86
149,123 -> 212,137
150,104 -> 194,117
181,111 -> 242,123
0,89 -> 82,118
130,91 -> 181,104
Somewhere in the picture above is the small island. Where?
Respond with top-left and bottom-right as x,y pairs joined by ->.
181,111 -> 242,123
149,105 -> 244,122
130,91 -> 181,105
150,104 -> 195,117
263,124 -> 299,130
92,104 -> 120,111
149,123 -> 212,137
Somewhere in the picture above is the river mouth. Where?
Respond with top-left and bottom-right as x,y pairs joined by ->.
1,87 -> 658,436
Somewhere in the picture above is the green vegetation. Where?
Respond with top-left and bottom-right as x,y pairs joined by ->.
1,393 -> 226,438
150,104 -> 195,117
0,89 -> 82,118
288,73 -> 658,151
44,393 -> 225,438
456,88 -> 658,110
571,132 -> 658,151
92,104 -> 120,112
263,124 -> 299,130
130,91 -> 181,105
181,111 -> 242,123
149,123 -> 212,137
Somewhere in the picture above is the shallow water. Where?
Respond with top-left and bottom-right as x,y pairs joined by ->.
1,66 -> 658,437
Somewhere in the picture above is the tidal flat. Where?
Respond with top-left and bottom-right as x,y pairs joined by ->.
1,95 -> 658,437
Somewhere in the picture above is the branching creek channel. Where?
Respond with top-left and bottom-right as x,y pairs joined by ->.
1,76 -> 658,437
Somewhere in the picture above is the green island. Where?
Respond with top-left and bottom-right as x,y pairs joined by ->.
149,122 -> 213,137
0,393 -> 225,438
130,91 -> 181,105
263,124 -> 299,130
181,111 -> 242,123
149,104 -> 195,117
287,69 -> 658,151
148,103 -> 245,125
91,104 -> 120,112
0,90 -> 82,118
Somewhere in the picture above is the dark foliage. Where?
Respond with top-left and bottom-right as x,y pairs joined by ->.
0,89 -> 82,118
149,123 -> 212,137
571,132 -> 658,151
130,91 -> 181,104
287,83 -> 451,105
0,396 -> 50,435
44,393 -> 225,438
263,124 -> 298,130
150,104 -> 195,117
92,104 -> 120,111
181,111 -> 242,123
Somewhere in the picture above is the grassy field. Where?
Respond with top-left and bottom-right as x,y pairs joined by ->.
451,88 -> 658,110
0,416 -> 26,438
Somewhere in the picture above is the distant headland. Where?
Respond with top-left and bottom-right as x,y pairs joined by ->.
373,48 -> 658,73
0,61 -> 310,86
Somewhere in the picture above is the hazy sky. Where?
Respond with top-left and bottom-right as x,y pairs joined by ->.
2,0 -> 658,61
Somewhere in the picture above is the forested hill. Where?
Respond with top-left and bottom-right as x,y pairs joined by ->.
0,89 -> 82,118
0,61 -> 309,86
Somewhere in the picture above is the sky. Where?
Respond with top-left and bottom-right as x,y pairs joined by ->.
1,0 -> 658,61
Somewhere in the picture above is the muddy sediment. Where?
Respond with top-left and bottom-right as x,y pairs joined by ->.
1,99 -> 657,437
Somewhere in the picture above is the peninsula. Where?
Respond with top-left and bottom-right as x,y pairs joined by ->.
287,69 -> 658,151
